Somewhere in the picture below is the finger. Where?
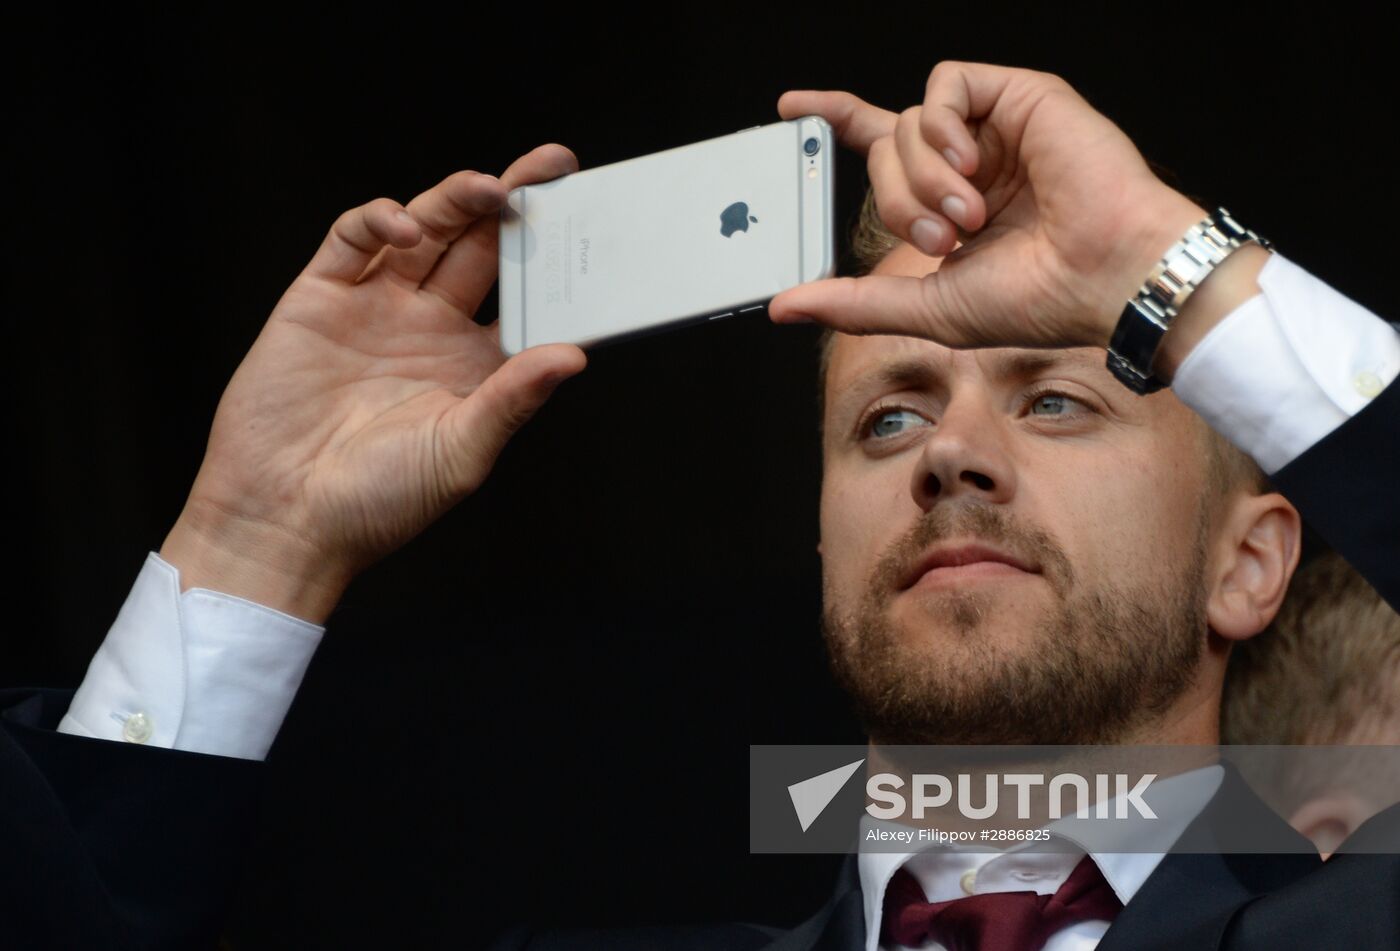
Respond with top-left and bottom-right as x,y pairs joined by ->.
894,105 -> 986,234
918,61 -> 1020,177
769,273 -> 979,348
435,343 -> 587,498
494,142 -> 580,193
777,89 -> 897,156
304,197 -> 424,284
868,135 -> 958,258
382,170 -> 511,285
419,143 -> 580,316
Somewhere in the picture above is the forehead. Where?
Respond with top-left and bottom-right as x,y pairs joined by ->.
826,244 -> 951,393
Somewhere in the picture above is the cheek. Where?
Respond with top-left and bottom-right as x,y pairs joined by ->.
1038,452 -> 1204,581
820,467 -> 912,597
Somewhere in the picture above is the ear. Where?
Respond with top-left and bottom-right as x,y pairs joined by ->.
1206,492 -> 1301,641
1289,791 -> 1376,860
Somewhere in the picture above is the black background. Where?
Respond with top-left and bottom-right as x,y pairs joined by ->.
12,4 -> 1398,947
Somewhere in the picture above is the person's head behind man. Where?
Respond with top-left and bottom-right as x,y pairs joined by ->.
1222,549 -> 1400,854
816,186 -> 1302,747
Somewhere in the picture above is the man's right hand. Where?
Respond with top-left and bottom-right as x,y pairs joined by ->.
159,144 -> 586,623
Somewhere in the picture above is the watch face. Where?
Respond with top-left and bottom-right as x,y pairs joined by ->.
1214,209 -> 1242,234
1105,349 -> 1163,395
1213,209 -> 1268,249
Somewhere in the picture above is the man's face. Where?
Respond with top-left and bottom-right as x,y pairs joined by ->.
819,243 -> 1218,745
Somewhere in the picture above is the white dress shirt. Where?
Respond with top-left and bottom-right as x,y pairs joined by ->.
53,252 -> 1400,770
56,552 -> 323,760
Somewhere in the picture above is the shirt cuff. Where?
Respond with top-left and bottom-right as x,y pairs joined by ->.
57,551 -> 324,760
1172,251 -> 1400,475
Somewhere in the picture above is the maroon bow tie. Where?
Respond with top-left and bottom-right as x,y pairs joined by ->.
880,854 -> 1123,951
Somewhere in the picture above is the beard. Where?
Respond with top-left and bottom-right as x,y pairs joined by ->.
822,502 -> 1209,745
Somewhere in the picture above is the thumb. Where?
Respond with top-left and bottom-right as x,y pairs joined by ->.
769,273 -> 981,348
436,344 -> 586,497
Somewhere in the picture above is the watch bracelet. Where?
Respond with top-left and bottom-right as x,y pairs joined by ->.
1106,207 -> 1271,395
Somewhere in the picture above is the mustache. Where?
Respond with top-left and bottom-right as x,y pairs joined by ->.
870,503 -> 1074,596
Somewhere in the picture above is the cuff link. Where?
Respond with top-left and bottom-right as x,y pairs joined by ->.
1353,370 -> 1384,399
122,711 -> 153,744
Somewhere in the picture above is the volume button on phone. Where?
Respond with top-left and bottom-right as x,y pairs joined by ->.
708,311 -> 734,320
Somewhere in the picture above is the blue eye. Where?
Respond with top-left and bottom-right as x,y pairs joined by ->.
1029,392 -> 1084,416
865,407 -> 929,439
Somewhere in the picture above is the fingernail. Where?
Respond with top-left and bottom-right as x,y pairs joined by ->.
943,148 -> 962,171
911,217 -> 946,256
940,195 -> 968,228
396,210 -> 415,223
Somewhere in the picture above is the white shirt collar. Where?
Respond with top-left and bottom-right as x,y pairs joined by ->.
855,765 -> 1224,951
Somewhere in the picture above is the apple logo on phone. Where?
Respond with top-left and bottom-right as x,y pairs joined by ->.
720,201 -> 759,238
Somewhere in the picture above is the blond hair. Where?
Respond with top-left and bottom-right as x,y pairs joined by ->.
1223,550 -> 1400,745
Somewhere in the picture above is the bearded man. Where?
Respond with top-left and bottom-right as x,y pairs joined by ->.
4,62 -> 1398,950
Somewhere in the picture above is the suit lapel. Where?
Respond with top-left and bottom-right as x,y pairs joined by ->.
1097,764 -> 1321,951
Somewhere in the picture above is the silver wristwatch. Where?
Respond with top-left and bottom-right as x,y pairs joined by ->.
1106,208 -> 1272,394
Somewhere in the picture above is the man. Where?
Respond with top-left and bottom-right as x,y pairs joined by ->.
1222,549 -> 1400,856
765,175 -> 1399,951
3,62 -> 1398,949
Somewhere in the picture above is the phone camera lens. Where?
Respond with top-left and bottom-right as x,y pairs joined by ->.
803,137 -> 821,156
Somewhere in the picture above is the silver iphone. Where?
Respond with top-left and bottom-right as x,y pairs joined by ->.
498,115 -> 835,355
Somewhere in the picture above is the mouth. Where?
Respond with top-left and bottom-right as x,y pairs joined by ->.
899,542 -> 1040,592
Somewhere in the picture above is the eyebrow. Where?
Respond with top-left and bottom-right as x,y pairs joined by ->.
828,358 -> 938,421
835,349 -> 1106,412
866,357 -> 939,392
995,349 -> 1104,378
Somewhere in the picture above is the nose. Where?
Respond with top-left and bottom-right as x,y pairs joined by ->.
909,392 -> 1018,511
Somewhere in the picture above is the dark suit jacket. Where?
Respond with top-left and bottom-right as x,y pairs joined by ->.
0,688 -> 261,950
4,377 -> 1398,949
